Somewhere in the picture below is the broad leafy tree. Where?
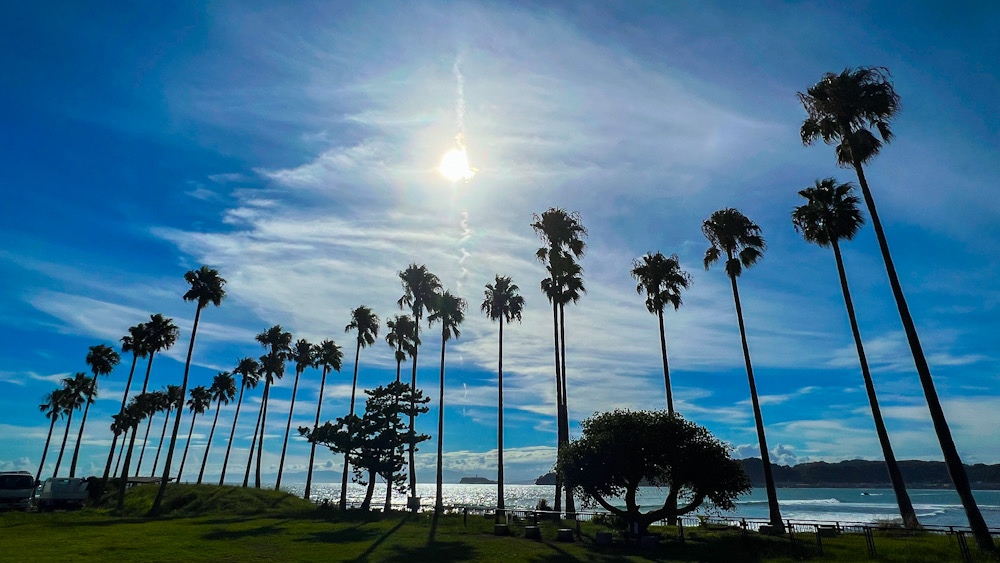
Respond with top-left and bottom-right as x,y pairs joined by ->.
799,67 -> 992,549
220,357 -> 261,486
177,385 -> 213,481
68,345 -> 119,477
557,410 -> 751,536
199,371 -> 237,484
793,178 -> 919,528
276,340 -> 316,490
103,323 -> 149,482
341,306 -> 380,509
703,208 -> 783,530
305,340 -> 343,500
428,290 -> 466,519
36,388 -> 68,485
481,275 -> 524,514
151,265 -> 227,515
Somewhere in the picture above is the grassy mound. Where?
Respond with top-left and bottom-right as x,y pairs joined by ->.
102,483 -> 315,517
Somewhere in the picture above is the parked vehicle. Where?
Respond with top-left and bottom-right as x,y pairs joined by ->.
0,471 -> 35,510
37,477 -> 89,511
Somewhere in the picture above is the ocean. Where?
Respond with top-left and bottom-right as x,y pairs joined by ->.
279,482 -> 1000,528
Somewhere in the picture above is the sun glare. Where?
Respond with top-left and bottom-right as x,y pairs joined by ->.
439,148 -> 476,181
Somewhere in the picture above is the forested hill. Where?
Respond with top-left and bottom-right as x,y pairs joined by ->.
535,460 -> 1000,488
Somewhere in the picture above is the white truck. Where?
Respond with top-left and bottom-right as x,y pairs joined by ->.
0,471 -> 36,510
37,477 -> 89,511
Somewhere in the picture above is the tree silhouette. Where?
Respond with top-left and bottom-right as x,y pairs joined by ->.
305,340 -> 343,500
428,290 -> 466,522
52,373 -> 88,478
703,208 -> 783,531
116,394 -> 151,512
135,390 -> 166,476
103,323 -> 148,482
276,340 -> 316,490
198,371 -> 236,484
151,265 -> 226,515
246,325 -> 292,488
151,385 -> 183,477
481,275 -> 524,515
383,315 -> 418,507
36,388 -> 68,485
220,357 -> 260,486
341,306 -> 380,509
67,344 -> 119,477
177,385 -> 213,481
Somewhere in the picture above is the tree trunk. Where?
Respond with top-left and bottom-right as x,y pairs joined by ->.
361,468 -> 377,511
433,334 -> 447,522
177,411 -> 199,482
559,303 -> 575,516
550,299 -> 563,514
341,340 -> 362,511
104,354 -> 138,482
69,389 -> 95,478
125,352 -> 156,479
305,366 -> 328,500
832,239 -> 919,528
730,274 -> 783,530
244,382 -> 267,487
220,384 -> 246,486
151,405 -> 172,477
851,160 -> 992,550
407,317 -> 421,511
35,417 -> 57,486
117,427 -> 139,513
150,304 -> 202,516
136,413 -> 155,475
657,309 -> 673,413
256,382 -> 271,489
114,428 -> 127,478
275,368 -> 303,490
385,351 -> 402,509
199,397 -> 223,484
52,409 -> 76,479
497,321 -> 505,515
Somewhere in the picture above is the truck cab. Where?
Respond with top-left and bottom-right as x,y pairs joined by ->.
0,471 -> 36,510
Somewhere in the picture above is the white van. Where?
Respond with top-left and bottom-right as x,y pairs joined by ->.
0,471 -> 36,509
37,477 -> 89,511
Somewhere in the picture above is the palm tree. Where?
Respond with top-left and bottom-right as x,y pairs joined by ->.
246,325 -> 292,488
341,306 -> 380,509
136,390 -> 167,475
117,395 -> 151,512
36,388 -> 68,486
532,207 -> 587,515
703,207 -> 783,530
140,314 -> 180,394
220,357 -> 261,486
276,340 -> 316,490
631,252 -> 692,413
799,68 -> 992,549
481,276 -> 524,516
383,315 -> 417,507
198,371 -> 237,484
103,323 -> 149,482
793,179 -> 919,528
428,290 -> 466,520
177,385 -> 213,481
305,340 -> 344,500
52,373 -> 88,478
151,385 -> 183,477
151,265 -> 227,515
397,264 -> 441,509
66,344 -> 119,478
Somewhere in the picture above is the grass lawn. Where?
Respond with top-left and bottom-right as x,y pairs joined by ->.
0,484 -> 991,562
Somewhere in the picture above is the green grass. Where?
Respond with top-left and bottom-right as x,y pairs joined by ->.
1,484 -> 994,562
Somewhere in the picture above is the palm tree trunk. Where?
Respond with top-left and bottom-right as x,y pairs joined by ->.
341,340 -> 362,510
117,427 -> 139,513
125,353 -> 156,478
114,428 -> 127,478
136,413 -> 155,474
305,367 -> 328,500
220,385 -> 246,486
244,383 -> 267,487
104,354 -> 138,482
199,397 -> 223,485
497,320 -> 505,515
851,161 -> 991,548
550,299 -> 563,514
150,304 -> 202,516
407,317 -> 421,511
657,309 -> 673,414
256,381 -> 271,489
729,274 -> 783,530
832,239 -> 919,528
433,333 -> 446,520
35,417 -> 58,486
385,353 -> 402,509
559,303 -> 575,516
151,405 -> 172,477
52,409 -> 76,479
177,411 -> 199,482
69,391 -> 95,478
275,369 -> 302,490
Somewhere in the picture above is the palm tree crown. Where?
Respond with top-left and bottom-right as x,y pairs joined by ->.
631,252 -> 691,314
187,386 -> 213,415
145,314 -> 180,358
234,357 -> 262,390
397,264 -> 442,319
40,389 -> 68,421
121,323 -> 149,359
385,315 -> 419,363
702,208 -> 766,278
210,372 -> 237,405
315,341 -> 344,374
792,179 -> 865,246
429,291 -> 467,341
62,373 -> 92,412
531,207 -> 587,261
86,344 -> 121,378
183,265 -> 227,309
346,306 -> 380,348
291,339 -> 318,374
798,66 -> 900,166
482,275 -> 525,324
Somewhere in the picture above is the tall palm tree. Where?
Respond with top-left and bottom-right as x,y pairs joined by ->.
52,373 -> 88,478
67,344 -> 119,477
703,207 -> 783,530
177,385 -> 213,481
276,340 -> 316,490
117,395 -> 151,512
341,306 -> 380,509
397,264 -> 441,509
428,290 -> 466,520
246,325 -> 292,488
532,207 -> 587,515
151,385 -> 183,476
799,68 -> 992,549
481,276 -> 524,515
151,265 -> 227,515
36,388 -> 68,486
198,371 -> 237,484
140,314 -> 180,395
103,323 -> 148,482
631,252 -> 691,413
220,357 -> 261,486
793,178 -> 919,528
136,390 -> 167,475
383,315 -> 417,507
305,340 -> 344,500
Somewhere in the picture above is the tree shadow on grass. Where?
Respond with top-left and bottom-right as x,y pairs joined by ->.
202,523 -> 288,540
295,524 -> 381,544
349,518 -> 407,562
380,540 -> 475,563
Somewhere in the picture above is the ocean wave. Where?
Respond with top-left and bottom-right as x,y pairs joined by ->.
739,498 -> 841,506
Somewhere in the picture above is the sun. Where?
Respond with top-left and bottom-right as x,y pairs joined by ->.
439,148 -> 476,181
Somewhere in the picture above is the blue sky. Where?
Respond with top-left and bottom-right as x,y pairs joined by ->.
1,1 -> 998,485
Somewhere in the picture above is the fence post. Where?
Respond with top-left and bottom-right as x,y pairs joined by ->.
863,526 -> 876,558
955,531 -> 972,563
575,513 -> 581,539
787,519 -> 795,543
463,506 -> 468,527
678,518 -> 684,544
814,525 -> 823,555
